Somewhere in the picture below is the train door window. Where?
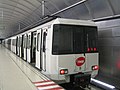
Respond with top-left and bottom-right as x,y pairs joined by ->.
19,37 -> 20,47
23,36 -> 24,48
12,39 -> 14,46
31,32 -> 36,65
23,36 -> 26,48
20,37 -> 22,47
24,36 -> 26,48
37,33 -> 40,51
33,35 -> 36,49
27,35 -> 31,49
12,39 -> 13,46
28,35 -> 30,49
21,35 -> 24,58
14,39 -> 15,46
43,32 -> 47,52
26,34 -> 28,49
26,35 -> 28,48
14,39 -> 16,46
16,37 -> 18,54
18,37 -> 20,47
16,37 -> 18,47
25,36 -> 27,48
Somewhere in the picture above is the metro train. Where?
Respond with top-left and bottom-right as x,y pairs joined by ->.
3,18 -> 99,87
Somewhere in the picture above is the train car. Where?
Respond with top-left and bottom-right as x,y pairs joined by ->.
4,18 -> 99,87
4,38 -> 12,50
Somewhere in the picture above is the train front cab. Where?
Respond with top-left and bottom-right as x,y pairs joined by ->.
50,23 -> 99,87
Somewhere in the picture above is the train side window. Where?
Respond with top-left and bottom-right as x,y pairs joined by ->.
37,33 -> 40,51
43,32 -> 47,52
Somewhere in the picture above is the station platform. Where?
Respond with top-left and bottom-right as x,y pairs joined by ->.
0,45 -> 64,90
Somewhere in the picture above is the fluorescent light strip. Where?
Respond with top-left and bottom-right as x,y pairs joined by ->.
91,78 -> 115,89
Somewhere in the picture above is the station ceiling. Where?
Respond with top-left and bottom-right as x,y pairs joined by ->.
0,0 -> 120,38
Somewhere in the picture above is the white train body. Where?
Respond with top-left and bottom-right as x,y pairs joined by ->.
3,18 -> 99,84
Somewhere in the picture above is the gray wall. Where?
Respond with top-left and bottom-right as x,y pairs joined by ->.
96,19 -> 120,87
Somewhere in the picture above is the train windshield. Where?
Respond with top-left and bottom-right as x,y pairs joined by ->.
52,24 -> 97,55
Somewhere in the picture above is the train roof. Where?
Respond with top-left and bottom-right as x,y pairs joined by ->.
53,18 -> 96,26
19,18 -> 97,34
5,18 -> 97,39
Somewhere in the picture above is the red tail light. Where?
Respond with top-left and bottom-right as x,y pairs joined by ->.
92,65 -> 99,70
87,48 -> 90,52
94,48 -> 97,51
60,69 -> 68,75
60,70 -> 65,74
88,48 -> 97,52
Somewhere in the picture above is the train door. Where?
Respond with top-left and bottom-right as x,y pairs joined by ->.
23,34 -> 27,60
11,39 -> 13,52
12,38 -> 16,53
18,36 -> 20,56
31,31 -> 37,66
8,39 -> 11,50
19,36 -> 22,57
21,35 -> 24,58
27,33 -> 31,63
36,29 -> 41,69
41,29 -> 47,71
36,29 -> 47,71
12,38 -> 15,53
16,36 -> 18,55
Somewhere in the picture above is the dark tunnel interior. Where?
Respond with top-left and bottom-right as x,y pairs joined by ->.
96,19 -> 120,89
